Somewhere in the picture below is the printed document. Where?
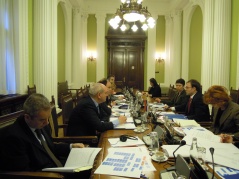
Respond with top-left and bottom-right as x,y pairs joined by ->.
42,148 -> 101,172
94,150 -> 154,178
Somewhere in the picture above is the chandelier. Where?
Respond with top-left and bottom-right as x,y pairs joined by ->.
109,0 -> 155,32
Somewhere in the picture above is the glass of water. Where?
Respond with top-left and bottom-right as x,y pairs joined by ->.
197,147 -> 208,170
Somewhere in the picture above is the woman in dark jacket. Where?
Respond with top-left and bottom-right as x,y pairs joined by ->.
148,78 -> 161,97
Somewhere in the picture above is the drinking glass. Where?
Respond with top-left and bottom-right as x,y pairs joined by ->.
197,147 -> 208,170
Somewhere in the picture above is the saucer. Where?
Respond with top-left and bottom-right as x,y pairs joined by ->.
151,154 -> 168,162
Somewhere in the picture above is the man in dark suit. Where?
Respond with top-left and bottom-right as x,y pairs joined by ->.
0,93 -> 85,172
67,83 -> 127,137
203,85 -> 239,141
157,78 -> 188,112
184,79 -> 210,122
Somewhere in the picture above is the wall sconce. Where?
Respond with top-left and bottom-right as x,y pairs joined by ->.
87,51 -> 97,61
155,52 -> 165,63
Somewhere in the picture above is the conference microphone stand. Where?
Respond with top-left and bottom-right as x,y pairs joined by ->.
209,147 -> 215,179
166,140 -> 186,171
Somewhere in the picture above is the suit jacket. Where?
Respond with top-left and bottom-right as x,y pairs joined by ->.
148,85 -> 161,97
99,102 -> 112,121
163,90 -> 188,112
185,92 -> 210,122
0,116 -> 70,171
67,96 -> 113,136
210,101 -> 239,139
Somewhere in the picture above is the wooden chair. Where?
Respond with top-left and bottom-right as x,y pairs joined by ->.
161,84 -> 177,100
76,88 -> 84,105
57,81 -> 78,108
0,111 -> 64,179
230,87 -> 239,104
61,93 -> 74,124
49,96 -> 98,145
27,85 -> 36,96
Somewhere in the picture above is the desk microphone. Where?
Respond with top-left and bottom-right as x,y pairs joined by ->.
173,140 -> 186,163
209,147 -> 215,179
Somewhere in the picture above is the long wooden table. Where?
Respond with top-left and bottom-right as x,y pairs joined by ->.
91,127 -> 170,179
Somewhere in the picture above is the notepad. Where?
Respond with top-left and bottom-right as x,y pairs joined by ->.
42,148 -> 101,172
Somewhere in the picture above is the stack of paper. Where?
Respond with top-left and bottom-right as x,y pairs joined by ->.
173,119 -> 200,127
110,116 -> 136,129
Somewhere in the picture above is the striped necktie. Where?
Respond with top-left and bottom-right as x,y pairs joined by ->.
35,129 -> 63,167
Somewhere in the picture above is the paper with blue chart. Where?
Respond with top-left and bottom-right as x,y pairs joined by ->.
94,150 -> 155,178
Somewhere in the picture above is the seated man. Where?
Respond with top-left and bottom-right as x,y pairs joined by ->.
184,79 -> 210,121
203,85 -> 239,141
0,94 -> 85,174
156,78 -> 188,112
67,83 -> 127,137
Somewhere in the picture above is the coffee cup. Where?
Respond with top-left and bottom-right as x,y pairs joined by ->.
155,151 -> 165,160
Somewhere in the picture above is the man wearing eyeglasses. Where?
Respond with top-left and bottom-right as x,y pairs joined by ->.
184,79 -> 210,122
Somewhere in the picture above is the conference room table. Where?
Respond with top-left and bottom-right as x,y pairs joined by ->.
90,125 -> 171,179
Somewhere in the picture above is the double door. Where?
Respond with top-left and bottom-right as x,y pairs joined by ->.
107,39 -> 145,90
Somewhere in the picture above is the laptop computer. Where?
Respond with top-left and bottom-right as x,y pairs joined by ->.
160,154 -> 191,179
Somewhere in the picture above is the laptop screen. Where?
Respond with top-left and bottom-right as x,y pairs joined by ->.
176,154 -> 191,177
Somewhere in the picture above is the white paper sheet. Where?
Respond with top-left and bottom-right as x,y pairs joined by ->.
108,137 -> 145,147
42,148 -> 101,172
161,144 -> 191,157
94,150 -> 151,178
114,123 -> 136,129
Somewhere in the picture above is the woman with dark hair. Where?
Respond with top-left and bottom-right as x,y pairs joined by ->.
203,85 -> 239,143
148,78 -> 161,97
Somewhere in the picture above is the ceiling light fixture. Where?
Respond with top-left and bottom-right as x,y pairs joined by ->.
109,0 -> 155,32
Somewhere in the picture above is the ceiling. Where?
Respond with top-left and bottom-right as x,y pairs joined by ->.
69,0 -> 189,15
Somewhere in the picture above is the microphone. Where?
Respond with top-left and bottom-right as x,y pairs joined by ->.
209,147 -> 215,179
173,140 -> 186,163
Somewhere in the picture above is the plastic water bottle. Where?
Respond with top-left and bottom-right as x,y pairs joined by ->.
190,137 -> 198,160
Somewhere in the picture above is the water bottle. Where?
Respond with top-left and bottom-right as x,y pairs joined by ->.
190,137 -> 198,160
150,132 -> 159,154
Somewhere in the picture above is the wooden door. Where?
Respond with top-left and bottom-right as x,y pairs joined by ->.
107,38 -> 145,90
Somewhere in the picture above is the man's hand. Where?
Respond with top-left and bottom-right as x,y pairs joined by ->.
72,143 -> 85,148
155,98 -> 161,103
220,134 -> 233,143
118,115 -> 127,124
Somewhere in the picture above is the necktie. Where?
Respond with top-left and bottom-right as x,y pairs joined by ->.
35,129 -> 63,167
187,98 -> 192,112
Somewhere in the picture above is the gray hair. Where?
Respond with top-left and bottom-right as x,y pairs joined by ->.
89,83 -> 104,96
23,93 -> 51,117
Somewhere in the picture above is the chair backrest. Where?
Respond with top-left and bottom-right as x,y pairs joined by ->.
61,93 -> 74,124
58,81 -> 70,108
27,85 -> 36,96
0,110 -> 24,129
76,88 -> 84,105
230,87 -> 239,104
49,96 -> 59,137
